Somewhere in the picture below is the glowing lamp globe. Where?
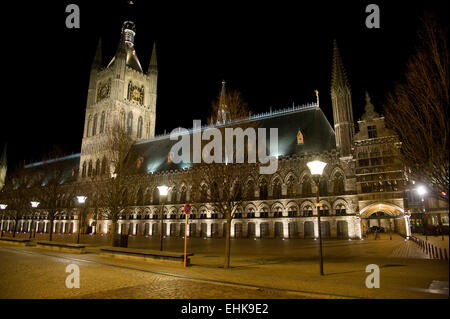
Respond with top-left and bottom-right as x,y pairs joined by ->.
416,186 -> 427,196
157,185 -> 169,196
77,196 -> 87,204
0,204 -> 7,210
30,201 -> 40,208
307,160 -> 327,176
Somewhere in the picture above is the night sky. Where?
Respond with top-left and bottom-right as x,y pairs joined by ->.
2,0 -> 447,170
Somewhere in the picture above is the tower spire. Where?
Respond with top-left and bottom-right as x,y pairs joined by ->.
148,42 -> 157,73
331,39 -> 350,90
330,40 -> 354,157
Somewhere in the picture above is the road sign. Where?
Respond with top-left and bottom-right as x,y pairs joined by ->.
184,203 -> 192,214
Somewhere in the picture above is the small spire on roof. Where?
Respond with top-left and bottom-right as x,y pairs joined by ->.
148,42 -> 157,73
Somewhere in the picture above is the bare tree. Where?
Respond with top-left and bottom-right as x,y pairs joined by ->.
384,13 -> 449,202
32,148 -> 77,241
96,122 -> 140,246
194,87 -> 257,268
0,166 -> 32,237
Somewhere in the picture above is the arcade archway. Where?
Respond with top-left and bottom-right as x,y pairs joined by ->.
359,203 -> 410,237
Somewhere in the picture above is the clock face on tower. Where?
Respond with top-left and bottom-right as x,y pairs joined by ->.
97,79 -> 111,102
131,87 -> 142,102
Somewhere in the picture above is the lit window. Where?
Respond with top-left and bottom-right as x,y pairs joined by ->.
297,130 -> 304,145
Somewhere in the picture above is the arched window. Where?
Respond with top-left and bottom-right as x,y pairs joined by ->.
169,187 -> 177,204
319,205 -> 330,216
302,176 -> 313,197
88,160 -> 93,177
86,116 -> 92,137
127,112 -> 133,135
120,110 -> 126,128
335,204 -> 347,216
127,81 -> 132,100
137,116 -> 143,138
272,178 -> 282,199
200,184 -> 208,203
333,173 -> 345,195
179,187 -> 187,204
92,114 -> 98,136
136,188 -> 143,206
303,205 -> 313,217
144,189 -> 151,205
319,178 -> 328,196
259,179 -> 268,200
245,180 -> 255,200
100,111 -> 105,134
286,175 -> 296,197
152,188 -> 160,205
101,157 -> 107,175
95,159 -> 100,176
140,85 -> 145,105
81,161 -> 86,177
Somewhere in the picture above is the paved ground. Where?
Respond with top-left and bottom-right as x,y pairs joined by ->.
0,234 -> 448,299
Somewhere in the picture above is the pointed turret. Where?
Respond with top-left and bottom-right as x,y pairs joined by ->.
330,40 -> 354,157
148,42 -> 157,73
92,38 -> 102,69
86,38 -> 103,107
361,91 -> 379,121
217,80 -> 229,124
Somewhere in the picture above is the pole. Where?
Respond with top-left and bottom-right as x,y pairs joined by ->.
315,178 -> 324,276
184,213 -> 188,268
160,197 -> 165,251
77,207 -> 82,244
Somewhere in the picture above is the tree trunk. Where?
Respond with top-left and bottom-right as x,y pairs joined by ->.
12,219 -> 17,238
110,221 -> 117,247
49,219 -> 54,241
224,216 -> 232,269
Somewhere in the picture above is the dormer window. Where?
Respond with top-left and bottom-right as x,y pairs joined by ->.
368,125 -> 377,139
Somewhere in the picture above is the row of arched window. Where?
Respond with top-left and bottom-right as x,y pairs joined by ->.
120,173 -> 346,207
86,111 -> 106,137
120,111 -> 144,138
81,157 -> 108,178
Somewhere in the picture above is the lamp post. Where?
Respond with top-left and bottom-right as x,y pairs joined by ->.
157,186 -> 169,251
0,204 -> 7,237
76,196 -> 87,244
30,201 -> 40,240
416,185 -> 427,241
307,160 -> 327,276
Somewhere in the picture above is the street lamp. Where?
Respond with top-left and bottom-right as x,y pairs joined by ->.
415,185 -> 427,240
157,185 -> 169,251
307,160 -> 327,276
0,204 -> 7,237
76,196 -> 87,244
30,201 -> 40,239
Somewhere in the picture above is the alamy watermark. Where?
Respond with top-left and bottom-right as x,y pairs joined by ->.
169,120 -> 279,174
65,264 -> 80,288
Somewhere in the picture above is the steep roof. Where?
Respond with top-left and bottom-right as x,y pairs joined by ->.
133,104 -> 336,174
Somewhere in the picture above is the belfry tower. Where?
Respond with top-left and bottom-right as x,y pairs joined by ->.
331,40 -> 354,157
79,20 -> 158,178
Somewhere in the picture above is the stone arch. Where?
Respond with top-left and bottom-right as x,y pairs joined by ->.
271,201 -> 285,213
332,198 -> 350,211
244,203 -> 257,213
